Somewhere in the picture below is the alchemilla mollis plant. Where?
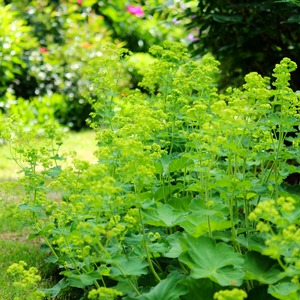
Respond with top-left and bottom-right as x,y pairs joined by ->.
1,41 -> 299,299
7,261 -> 45,300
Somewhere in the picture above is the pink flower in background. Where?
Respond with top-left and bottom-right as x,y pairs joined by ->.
126,5 -> 144,17
77,0 -> 82,5
188,33 -> 199,42
40,47 -> 48,53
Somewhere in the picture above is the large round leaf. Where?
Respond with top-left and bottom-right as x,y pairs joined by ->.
243,251 -> 281,284
179,234 -> 244,286
134,272 -> 188,300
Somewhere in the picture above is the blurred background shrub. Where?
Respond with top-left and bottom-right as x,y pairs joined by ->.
3,0 -> 299,130
183,0 -> 300,90
0,0 -> 191,130
0,3 -> 38,100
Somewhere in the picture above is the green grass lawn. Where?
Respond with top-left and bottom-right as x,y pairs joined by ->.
0,130 -> 97,180
0,130 -> 97,299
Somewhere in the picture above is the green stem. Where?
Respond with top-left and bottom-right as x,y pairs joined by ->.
40,234 -> 60,260
94,280 -> 101,289
169,116 -> 175,154
62,235 -> 81,274
229,189 -> 242,253
244,197 -> 249,237
204,179 -> 212,238
277,257 -> 286,271
162,177 -> 167,204
96,241 -> 141,295
138,208 -> 161,282
115,265 -> 141,296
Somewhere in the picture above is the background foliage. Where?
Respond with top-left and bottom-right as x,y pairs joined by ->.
0,0 -> 192,129
184,0 -> 300,89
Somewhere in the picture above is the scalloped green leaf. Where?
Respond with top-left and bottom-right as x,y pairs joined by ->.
179,234 -> 244,286
212,14 -> 243,23
40,278 -> 68,297
134,272 -> 188,300
158,155 -> 194,176
181,278 -> 218,300
169,157 -> 194,173
67,271 -> 102,288
181,213 -> 231,237
18,203 -> 44,213
110,256 -> 148,277
163,232 -> 183,258
243,251 -> 281,284
143,204 -> 186,227
268,282 -> 299,300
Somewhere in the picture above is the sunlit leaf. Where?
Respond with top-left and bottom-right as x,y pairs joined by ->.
158,155 -> 194,176
169,157 -> 194,173
181,212 -> 231,237
143,204 -> 186,227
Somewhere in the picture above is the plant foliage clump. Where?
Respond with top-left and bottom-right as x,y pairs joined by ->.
1,42 -> 300,299
184,0 -> 300,89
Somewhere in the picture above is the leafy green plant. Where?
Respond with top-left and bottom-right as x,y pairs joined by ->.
0,129 -> 99,300
2,42 -> 300,299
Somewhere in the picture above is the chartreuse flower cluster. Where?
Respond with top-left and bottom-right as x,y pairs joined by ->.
88,287 -> 123,300
249,196 -> 300,265
7,261 -> 45,300
2,41 -> 300,299
214,288 -> 247,300
249,196 -> 300,298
